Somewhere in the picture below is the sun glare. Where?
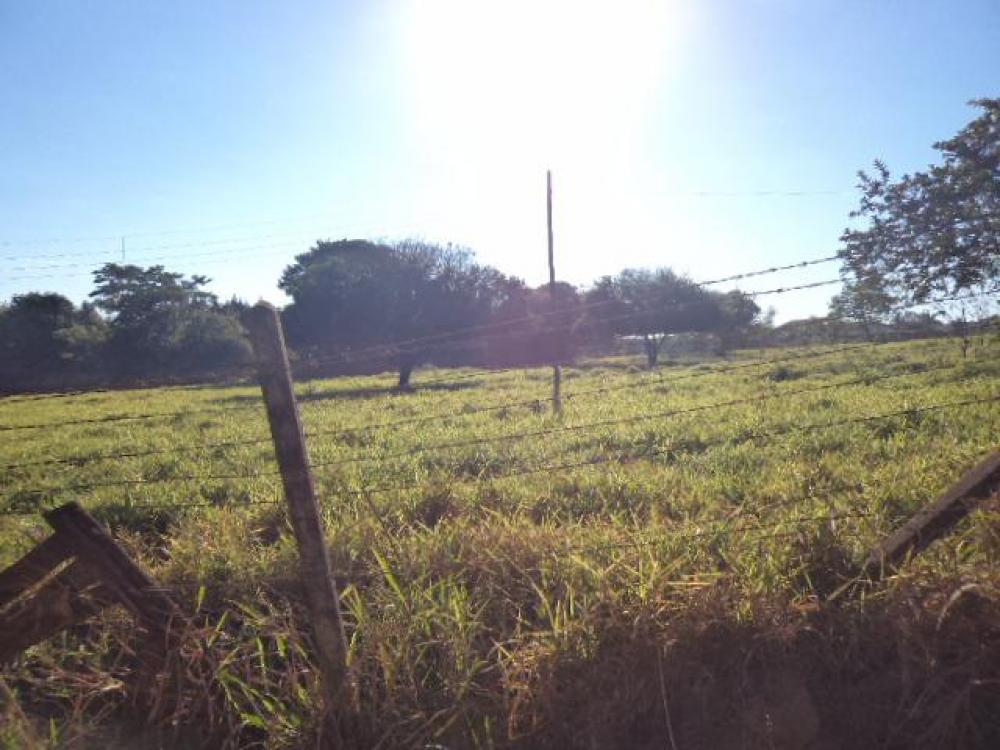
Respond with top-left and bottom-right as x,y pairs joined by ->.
398,0 -> 683,177
391,1 -> 691,281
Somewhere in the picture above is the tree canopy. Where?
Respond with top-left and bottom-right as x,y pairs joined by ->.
279,240 -> 523,387
0,293 -> 101,384
88,263 -> 250,377
839,98 -> 1000,306
584,268 -> 734,367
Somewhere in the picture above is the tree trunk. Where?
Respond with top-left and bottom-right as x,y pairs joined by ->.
397,350 -> 418,390
642,336 -> 659,369
397,362 -> 414,390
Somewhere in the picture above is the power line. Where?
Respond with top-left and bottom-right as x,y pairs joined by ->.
0,188 -> 858,251
0,209 -> 366,251
4,240 -> 306,274
1,217 -> 447,269
659,188 -> 853,198
5,247 -> 305,282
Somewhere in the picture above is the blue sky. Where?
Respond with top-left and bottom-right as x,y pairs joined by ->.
2,0 -> 997,321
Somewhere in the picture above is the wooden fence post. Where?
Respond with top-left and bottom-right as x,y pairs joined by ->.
246,302 -> 354,742
859,450 -> 1000,580
547,169 -> 562,416
44,503 -> 179,633
1,501 -> 180,669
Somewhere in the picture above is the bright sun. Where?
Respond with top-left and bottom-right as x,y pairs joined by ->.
398,0 -> 683,178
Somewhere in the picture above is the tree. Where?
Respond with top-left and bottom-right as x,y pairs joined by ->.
484,281 -> 582,366
90,263 -> 250,378
584,268 -> 724,368
715,290 -> 762,354
279,240 -> 522,388
840,99 -> 1000,305
828,277 -> 896,341
0,293 -> 77,386
0,293 -> 108,392
0,293 -> 76,369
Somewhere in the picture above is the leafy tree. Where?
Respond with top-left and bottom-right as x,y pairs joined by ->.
828,277 -> 896,341
279,240 -> 522,387
484,281 -> 581,366
840,99 -> 1000,304
584,268 -> 725,367
715,290 -> 762,353
52,301 -> 109,369
0,293 -> 76,369
90,263 -> 250,377
0,293 -> 76,383
0,293 -> 108,391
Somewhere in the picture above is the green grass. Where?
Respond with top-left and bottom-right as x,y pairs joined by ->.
1,335 -> 999,748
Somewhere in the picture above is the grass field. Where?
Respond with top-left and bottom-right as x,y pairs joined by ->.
1,335 -> 998,748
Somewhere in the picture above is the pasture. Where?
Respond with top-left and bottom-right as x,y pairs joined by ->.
1,334 -> 998,748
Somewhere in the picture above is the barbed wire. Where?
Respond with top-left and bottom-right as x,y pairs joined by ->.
0,331 -> 969,471
0,291 -> 992,438
3,322 -> 994,471
301,287 -> 996,375
4,385 -> 991,511
0,340 -> 875,469
0,254 -> 831,407
0,397 -> 268,433
335,393 -> 999,498
0,269 -> 847,427
292,277 -> 847,373
559,473 -> 1000,560
3,286 -> 991,409
308,359 -> 967,472
696,255 -> 839,287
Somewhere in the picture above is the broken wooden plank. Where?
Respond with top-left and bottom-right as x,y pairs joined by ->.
43,503 -> 179,630
0,535 -> 72,610
0,561 -> 112,664
861,450 -> 1000,579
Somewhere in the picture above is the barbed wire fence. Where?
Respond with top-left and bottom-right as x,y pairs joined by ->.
0,259 -> 993,531
0,248 -> 997,729
0,255 -> 994,507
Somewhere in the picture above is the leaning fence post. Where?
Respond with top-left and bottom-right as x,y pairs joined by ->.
860,449 -> 1000,580
246,302 -> 355,741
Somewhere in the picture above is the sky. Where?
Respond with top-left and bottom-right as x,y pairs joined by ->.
1,0 -> 998,322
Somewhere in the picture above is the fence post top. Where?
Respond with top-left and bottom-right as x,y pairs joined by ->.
42,501 -> 85,525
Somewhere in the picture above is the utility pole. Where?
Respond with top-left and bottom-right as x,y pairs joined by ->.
547,170 -> 562,415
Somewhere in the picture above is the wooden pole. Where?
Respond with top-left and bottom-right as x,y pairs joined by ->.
547,169 -> 562,415
860,450 -> 1000,579
45,502 -> 179,629
246,302 -> 354,742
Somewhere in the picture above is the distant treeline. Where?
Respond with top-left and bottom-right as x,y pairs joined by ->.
1,238 -> 993,395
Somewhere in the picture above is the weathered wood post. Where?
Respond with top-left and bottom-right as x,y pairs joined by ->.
547,169 -> 562,416
860,450 -> 1000,579
1,501 -> 180,672
246,302 -> 354,744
